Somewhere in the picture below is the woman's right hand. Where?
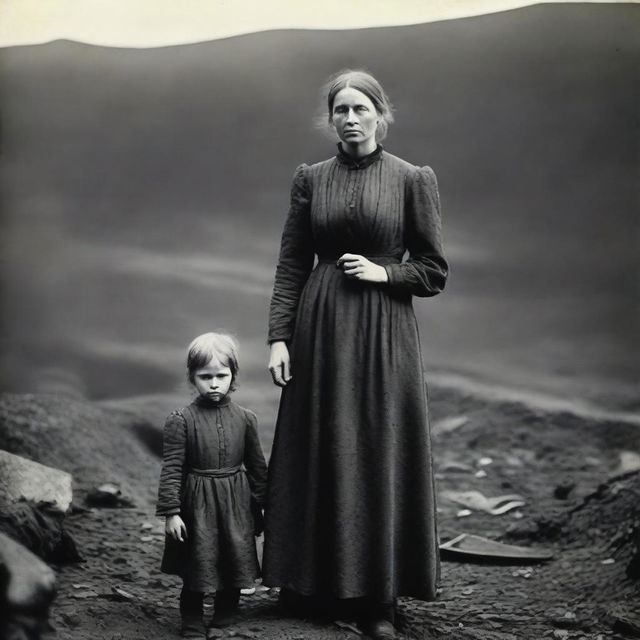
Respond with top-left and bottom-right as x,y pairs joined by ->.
268,341 -> 292,387
165,515 -> 187,542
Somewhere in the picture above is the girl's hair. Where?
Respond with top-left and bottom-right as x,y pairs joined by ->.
186,332 -> 239,391
317,69 -> 395,141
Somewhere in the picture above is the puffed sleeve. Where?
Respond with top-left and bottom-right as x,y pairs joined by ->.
243,410 -> 268,507
155,411 -> 187,517
384,165 -> 448,297
268,164 -> 315,343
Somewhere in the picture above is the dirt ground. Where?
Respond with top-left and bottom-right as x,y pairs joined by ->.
1,386 -> 639,640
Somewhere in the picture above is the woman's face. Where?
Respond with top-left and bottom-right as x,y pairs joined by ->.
331,87 -> 380,149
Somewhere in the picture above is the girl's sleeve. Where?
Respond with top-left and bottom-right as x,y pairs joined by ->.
156,411 -> 187,517
243,410 -> 268,507
268,164 -> 315,343
384,165 -> 449,297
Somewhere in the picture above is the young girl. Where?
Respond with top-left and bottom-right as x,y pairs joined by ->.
156,332 -> 268,639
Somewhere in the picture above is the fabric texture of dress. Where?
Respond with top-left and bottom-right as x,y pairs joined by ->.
156,395 -> 268,592
263,145 -> 448,603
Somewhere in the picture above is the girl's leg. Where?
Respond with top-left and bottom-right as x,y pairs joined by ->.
207,588 -> 241,630
214,588 -> 240,613
179,586 -> 204,638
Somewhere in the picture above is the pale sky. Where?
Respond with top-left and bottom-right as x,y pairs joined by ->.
0,0 -> 631,48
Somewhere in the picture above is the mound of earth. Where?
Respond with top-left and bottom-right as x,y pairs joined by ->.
1,389 -> 639,639
0,393 -> 161,507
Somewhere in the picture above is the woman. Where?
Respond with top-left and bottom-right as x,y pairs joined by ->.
264,69 -> 448,640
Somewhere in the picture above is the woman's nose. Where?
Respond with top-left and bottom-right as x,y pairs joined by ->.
346,109 -> 358,123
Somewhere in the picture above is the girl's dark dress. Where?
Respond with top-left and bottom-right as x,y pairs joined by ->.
264,145 -> 448,603
156,396 -> 267,592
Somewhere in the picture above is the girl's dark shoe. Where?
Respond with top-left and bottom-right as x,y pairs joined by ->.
179,588 -> 205,638
207,609 -> 241,629
180,618 -> 205,639
361,617 -> 396,640
207,587 -> 241,631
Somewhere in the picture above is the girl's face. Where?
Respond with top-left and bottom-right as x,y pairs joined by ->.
192,359 -> 233,401
331,87 -> 380,149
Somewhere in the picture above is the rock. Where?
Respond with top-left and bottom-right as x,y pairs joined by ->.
432,415 -> 470,435
0,450 -> 72,512
550,611 -> 582,630
440,460 -> 474,473
61,612 -> 81,627
0,501 -> 82,563
85,484 -> 135,508
610,604 -> 640,636
553,482 -> 575,500
0,531 -> 56,640
111,586 -> 136,601
71,589 -> 99,598
611,451 -> 640,477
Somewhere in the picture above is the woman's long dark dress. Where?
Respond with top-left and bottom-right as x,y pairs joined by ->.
264,145 -> 448,604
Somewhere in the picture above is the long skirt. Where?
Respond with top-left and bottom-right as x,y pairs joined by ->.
263,261 -> 440,603
161,471 -> 260,592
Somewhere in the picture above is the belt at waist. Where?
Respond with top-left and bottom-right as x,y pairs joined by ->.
317,255 -> 401,266
187,465 -> 242,478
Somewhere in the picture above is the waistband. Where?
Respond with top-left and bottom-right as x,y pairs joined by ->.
317,255 -> 401,265
187,465 -> 242,478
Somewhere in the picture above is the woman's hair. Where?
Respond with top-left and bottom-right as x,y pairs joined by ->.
318,69 -> 395,141
186,332 -> 239,391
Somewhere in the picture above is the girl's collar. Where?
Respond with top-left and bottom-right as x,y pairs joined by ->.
336,143 -> 384,169
194,394 -> 231,408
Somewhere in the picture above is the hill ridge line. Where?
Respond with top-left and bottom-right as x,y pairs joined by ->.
428,371 -> 640,427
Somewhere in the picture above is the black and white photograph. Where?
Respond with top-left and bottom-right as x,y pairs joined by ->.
1,1 -> 638,639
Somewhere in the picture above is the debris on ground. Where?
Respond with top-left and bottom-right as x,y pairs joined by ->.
442,490 -> 526,515
85,484 -> 136,509
440,533 -> 553,561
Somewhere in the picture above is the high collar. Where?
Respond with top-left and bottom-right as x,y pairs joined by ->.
194,394 -> 231,408
336,143 -> 384,170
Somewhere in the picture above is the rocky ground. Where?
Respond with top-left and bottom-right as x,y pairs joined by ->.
1,387 -> 639,640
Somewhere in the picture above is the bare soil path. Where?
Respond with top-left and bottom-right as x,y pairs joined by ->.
1,388 -> 639,640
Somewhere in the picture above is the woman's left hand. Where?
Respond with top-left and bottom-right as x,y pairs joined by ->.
337,253 -> 389,283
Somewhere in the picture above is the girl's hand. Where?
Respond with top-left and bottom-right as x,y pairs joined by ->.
268,341 -> 292,387
165,515 -> 187,542
337,253 -> 389,283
